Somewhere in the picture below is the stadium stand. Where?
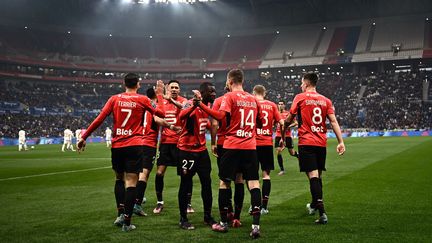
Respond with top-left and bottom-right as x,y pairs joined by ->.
0,15 -> 430,72
221,34 -> 275,62
1,66 -> 430,139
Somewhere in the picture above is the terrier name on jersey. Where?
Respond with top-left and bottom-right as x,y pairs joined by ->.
118,101 -> 137,108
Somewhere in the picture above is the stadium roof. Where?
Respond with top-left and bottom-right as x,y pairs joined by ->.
0,0 -> 431,33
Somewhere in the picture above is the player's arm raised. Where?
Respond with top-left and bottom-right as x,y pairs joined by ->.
178,101 -> 197,121
194,90 -> 226,121
78,97 -> 114,152
328,113 -> 345,155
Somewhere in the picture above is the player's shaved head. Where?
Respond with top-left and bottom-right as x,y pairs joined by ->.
253,85 -> 266,96
200,82 -> 216,103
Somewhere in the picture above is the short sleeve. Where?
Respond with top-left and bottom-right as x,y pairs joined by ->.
289,95 -> 302,115
220,94 -> 232,113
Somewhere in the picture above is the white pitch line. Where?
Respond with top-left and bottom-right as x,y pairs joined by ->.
0,166 -> 111,181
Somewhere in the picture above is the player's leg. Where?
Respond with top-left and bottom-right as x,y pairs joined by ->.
155,165 -> 166,199
69,141 -> 76,151
217,145 -> 233,219
24,142 -> 28,151
212,179 -> 231,232
261,170 -> 271,214
113,171 -> 126,226
258,146 -> 274,214
275,137 -> 285,175
244,150 -> 261,239
287,137 -> 298,157
112,148 -> 126,226
61,141 -> 66,152
307,169 -> 327,224
177,150 -> 196,230
248,179 -> 261,239
301,146 -> 327,224
178,173 -> 194,229
134,168 -> 150,216
232,173 -> 244,227
18,141 -> 22,151
123,172 -> 139,231
197,151 -> 216,226
212,149 -> 237,232
134,146 -> 155,216
154,144 -> 176,213
122,146 -> 145,232
154,144 -> 168,213
314,146 -> 327,224
186,180 -> 194,214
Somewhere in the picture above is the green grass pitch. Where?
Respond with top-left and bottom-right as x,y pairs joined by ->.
0,137 -> 431,242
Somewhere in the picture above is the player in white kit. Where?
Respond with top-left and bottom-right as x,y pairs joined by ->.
105,127 -> 112,148
62,127 -> 75,152
75,128 -> 83,147
18,129 -> 28,151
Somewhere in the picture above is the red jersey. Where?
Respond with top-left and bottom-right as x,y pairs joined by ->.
289,91 -> 334,147
82,92 -> 163,148
142,111 -> 159,148
177,100 -> 209,152
212,96 -> 227,146
275,110 -> 292,137
160,96 -> 187,144
256,99 -> 282,146
220,91 -> 260,150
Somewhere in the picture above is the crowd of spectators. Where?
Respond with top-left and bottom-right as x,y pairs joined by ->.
0,70 -> 431,138
241,71 -> 431,131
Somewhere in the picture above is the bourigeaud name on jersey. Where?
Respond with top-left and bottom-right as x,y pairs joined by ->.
236,100 -> 257,108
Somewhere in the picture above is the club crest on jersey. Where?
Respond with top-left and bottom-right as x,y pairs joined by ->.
151,101 -> 157,108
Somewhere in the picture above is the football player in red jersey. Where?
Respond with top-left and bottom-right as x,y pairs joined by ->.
275,100 -> 298,175
176,82 -> 218,230
153,80 -> 195,214
77,73 -> 165,232
196,69 -> 263,239
252,85 -> 284,214
133,87 -> 181,217
210,90 -> 244,228
281,73 -> 345,224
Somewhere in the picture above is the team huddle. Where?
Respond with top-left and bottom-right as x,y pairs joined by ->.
76,70 -> 345,239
